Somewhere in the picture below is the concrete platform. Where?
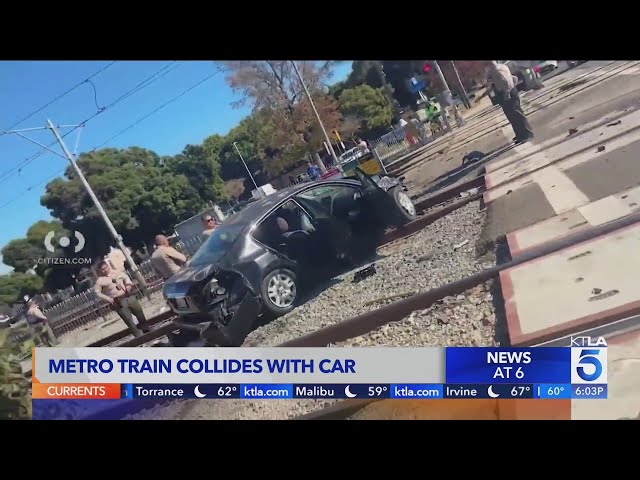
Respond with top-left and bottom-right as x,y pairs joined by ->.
507,185 -> 640,256
484,110 -> 640,204
500,222 -> 640,346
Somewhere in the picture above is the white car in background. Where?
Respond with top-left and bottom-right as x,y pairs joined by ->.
532,60 -> 559,76
339,146 -> 369,164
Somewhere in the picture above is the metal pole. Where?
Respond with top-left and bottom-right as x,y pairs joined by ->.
449,61 -> 471,109
291,61 -> 340,166
47,120 -> 148,295
432,61 -> 450,90
432,61 -> 455,130
233,142 -> 260,193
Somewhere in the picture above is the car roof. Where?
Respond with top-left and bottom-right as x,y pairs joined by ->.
222,178 -> 362,230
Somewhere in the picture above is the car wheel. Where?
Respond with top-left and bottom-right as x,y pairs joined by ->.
389,186 -> 417,225
260,268 -> 298,317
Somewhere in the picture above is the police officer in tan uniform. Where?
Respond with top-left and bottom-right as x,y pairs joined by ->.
478,61 -> 534,144
94,260 -> 150,337
150,235 -> 187,280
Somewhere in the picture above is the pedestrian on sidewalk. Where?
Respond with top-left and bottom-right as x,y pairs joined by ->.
94,260 -> 150,337
150,234 -> 187,280
25,298 -> 59,346
477,61 -> 534,144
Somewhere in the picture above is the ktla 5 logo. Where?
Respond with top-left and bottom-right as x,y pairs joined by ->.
44,230 -> 86,253
570,347 -> 608,384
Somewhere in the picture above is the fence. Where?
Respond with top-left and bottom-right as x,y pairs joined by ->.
370,104 -> 468,166
7,234 -> 207,345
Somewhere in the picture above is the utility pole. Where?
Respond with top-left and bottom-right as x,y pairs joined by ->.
450,61 -> 471,109
291,61 -> 340,166
432,61 -> 464,128
233,141 -> 261,196
47,120 -> 148,295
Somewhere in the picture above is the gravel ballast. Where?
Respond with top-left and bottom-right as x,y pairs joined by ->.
243,200 -> 493,347
127,200 -> 496,420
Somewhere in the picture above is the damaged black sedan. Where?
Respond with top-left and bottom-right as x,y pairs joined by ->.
162,169 -> 417,347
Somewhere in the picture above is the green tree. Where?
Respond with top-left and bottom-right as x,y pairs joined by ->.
339,85 -> 394,138
1,328 -> 34,419
40,147 -> 208,263
0,273 -> 43,306
221,178 -> 246,204
213,116 -> 265,184
381,60 -> 425,109
346,61 -> 386,89
1,239 -> 42,273
1,220 -> 66,274
167,144 -> 224,204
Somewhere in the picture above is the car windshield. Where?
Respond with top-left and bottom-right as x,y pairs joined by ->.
188,223 -> 245,267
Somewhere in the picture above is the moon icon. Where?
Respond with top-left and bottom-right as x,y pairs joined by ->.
194,385 -> 207,398
344,385 -> 357,398
487,385 -> 500,398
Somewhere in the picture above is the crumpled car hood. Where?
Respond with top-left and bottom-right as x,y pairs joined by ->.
163,263 -> 217,296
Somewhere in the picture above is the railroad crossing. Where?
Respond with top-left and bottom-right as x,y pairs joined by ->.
20,61 -> 640,421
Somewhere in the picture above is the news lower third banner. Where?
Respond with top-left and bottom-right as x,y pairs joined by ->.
31,345 -> 608,419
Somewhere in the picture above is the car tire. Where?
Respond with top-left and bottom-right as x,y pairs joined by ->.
389,186 -> 417,225
260,268 -> 298,318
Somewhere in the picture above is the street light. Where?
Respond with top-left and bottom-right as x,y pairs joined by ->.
233,141 -> 260,194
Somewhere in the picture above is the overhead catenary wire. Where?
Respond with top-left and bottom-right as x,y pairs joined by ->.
0,61 -> 117,136
0,62 -> 181,184
0,66 -> 221,210
91,66 -> 221,150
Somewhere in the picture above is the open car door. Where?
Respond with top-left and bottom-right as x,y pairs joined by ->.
353,167 -> 399,228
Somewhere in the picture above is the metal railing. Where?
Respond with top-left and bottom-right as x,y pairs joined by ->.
7,235 -> 207,345
369,107 -> 466,167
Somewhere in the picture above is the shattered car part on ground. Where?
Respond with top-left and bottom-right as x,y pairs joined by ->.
353,264 -> 376,283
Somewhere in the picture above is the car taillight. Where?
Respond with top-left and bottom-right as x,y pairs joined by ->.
533,66 -> 541,73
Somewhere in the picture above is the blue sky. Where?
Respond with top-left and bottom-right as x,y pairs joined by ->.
0,60 -> 353,274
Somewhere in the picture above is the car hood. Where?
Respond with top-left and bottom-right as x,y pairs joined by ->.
163,262 -> 218,297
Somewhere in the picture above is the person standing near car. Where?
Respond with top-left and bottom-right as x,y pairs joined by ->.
25,298 -> 59,346
150,234 -> 187,280
202,214 -> 218,237
94,260 -> 150,337
477,61 -> 534,144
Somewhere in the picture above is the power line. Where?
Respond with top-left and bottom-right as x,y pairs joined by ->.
0,66 -> 221,210
0,61 -> 117,136
91,67 -> 221,150
0,62 -> 181,184
0,168 -> 64,209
